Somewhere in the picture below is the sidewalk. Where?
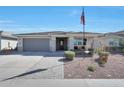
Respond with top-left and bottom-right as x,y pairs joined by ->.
0,79 -> 124,87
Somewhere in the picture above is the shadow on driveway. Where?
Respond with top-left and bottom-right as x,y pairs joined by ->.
59,58 -> 73,63
1,69 -> 47,82
4,51 -> 64,57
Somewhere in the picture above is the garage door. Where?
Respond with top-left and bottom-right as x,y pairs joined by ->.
23,38 -> 50,51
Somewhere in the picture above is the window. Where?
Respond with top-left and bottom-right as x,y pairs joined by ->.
60,40 -> 63,46
109,41 -> 117,46
109,41 -> 114,46
74,39 -> 83,46
74,42 -> 77,46
78,42 -> 82,45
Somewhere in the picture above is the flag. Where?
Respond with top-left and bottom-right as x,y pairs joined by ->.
80,8 -> 85,25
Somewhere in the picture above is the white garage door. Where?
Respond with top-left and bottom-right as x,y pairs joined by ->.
23,38 -> 50,51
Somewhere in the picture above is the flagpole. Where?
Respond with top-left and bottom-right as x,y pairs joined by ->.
82,7 -> 85,37
82,7 -> 86,49
83,19 -> 85,39
83,19 -> 85,50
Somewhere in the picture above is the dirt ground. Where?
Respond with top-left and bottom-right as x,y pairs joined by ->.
64,53 -> 124,79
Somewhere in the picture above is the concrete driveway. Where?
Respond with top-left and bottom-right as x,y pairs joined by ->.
1,52 -> 124,87
0,52 -> 64,86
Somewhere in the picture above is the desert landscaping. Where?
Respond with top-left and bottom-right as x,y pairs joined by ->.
64,52 -> 124,79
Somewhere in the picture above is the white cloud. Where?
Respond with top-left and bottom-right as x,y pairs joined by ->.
0,27 -> 38,33
0,20 -> 15,23
0,24 -> 27,27
69,10 -> 80,16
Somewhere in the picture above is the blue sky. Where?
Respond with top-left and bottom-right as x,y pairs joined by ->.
0,6 -> 124,34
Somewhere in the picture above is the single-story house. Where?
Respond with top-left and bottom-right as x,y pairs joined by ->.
93,35 -> 119,49
0,31 -> 17,51
93,32 -> 124,50
17,31 -> 102,52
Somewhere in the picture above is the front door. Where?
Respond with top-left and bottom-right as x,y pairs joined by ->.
56,38 -> 67,51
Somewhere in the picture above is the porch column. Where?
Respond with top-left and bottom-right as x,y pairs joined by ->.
50,36 -> 56,52
18,37 -> 23,52
68,37 -> 74,50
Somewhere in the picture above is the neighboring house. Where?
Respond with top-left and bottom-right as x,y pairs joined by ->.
0,31 -> 17,51
93,35 -> 119,49
93,32 -> 124,50
17,31 -> 102,52
105,31 -> 124,48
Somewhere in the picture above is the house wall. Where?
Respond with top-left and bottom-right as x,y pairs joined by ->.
49,36 -> 75,51
92,38 -> 103,50
18,37 -> 23,52
0,37 -> 17,50
93,36 -> 120,50
85,37 -> 94,49
68,37 -> 74,50
103,38 -> 119,47
18,34 -> 98,52
50,36 -> 56,52
73,36 -> 94,50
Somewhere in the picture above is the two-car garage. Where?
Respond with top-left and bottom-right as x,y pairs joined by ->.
23,38 -> 50,51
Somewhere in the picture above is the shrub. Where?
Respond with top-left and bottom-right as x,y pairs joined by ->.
98,51 -> 109,57
95,48 -> 102,54
99,61 -> 106,64
74,46 -> 78,50
112,47 -> 117,51
119,39 -> 124,47
87,65 -> 96,72
81,46 -> 85,49
99,61 -> 106,67
88,48 -> 94,55
70,49 -> 74,51
122,48 -> 124,52
64,51 -> 75,60
88,48 -> 94,51
98,51 -> 109,64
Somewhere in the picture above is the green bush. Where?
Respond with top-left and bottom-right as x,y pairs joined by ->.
99,61 -> 106,64
64,51 -> 75,60
98,51 -> 109,66
110,47 -> 118,51
99,61 -> 106,67
95,48 -> 102,54
88,48 -> 94,55
122,48 -> 124,52
88,48 -> 94,51
87,65 -> 96,72
98,51 -> 109,56
119,39 -> 124,47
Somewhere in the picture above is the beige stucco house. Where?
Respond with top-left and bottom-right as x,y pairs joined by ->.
93,32 -> 124,50
0,31 -> 17,51
0,30 -> 123,52
17,31 -> 102,52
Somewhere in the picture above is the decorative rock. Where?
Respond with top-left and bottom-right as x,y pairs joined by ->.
68,74 -> 72,77
107,74 -> 111,77
88,75 -> 92,77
